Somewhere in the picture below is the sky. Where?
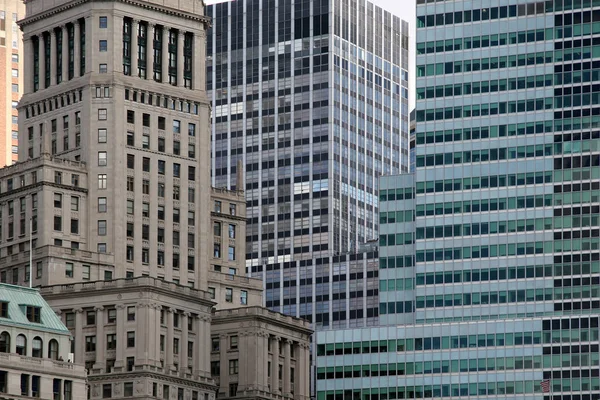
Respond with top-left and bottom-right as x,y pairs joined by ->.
374,0 -> 417,110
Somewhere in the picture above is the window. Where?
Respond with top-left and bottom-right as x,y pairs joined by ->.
158,138 -> 165,152
214,201 -> 222,213
142,203 -> 149,217
0,302 -> 8,318
98,109 -> 107,120
241,290 -> 248,305
229,359 -> 239,375
106,334 -> 116,350
126,246 -> 134,261
98,174 -> 107,189
188,123 -> 196,136
142,135 -> 149,149
142,157 -> 150,172
230,204 -> 236,216
99,63 -> 108,73
228,246 -> 235,261
211,361 -> 220,376
124,382 -> 133,397
188,166 -> 195,181
188,144 -> 195,158
98,129 -> 107,143
16,334 -> 27,354
127,131 -> 134,146
99,16 -> 108,28
98,151 -> 107,166
213,243 -> 221,258
102,383 -> 111,398
228,224 -> 236,239
36,262 -> 43,279
107,308 -> 117,323
54,193 -> 62,208
99,40 -> 107,51
158,160 -> 165,175
214,222 -> 221,236
173,338 -> 179,354
82,265 -> 90,280
126,357 -> 135,371
229,383 -> 239,397
225,288 -> 233,303
85,336 -> 96,352
188,188 -> 195,203
127,223 -> 134,238
12,83 -> 18,93
11,68 -> 18,77
127,200 -> 134,214
173,163 -> 180,177
86,311 -> 96,325
98,220 -> 107,236
54,216 -> 62,231
65,263 -> 74,278
158,116 -> 166,130
71,197 -> 79,211
127,176 -> 134,191
70,219 -> 79,234
173,140 -> 180,155
188,341 -> 194,358
188,211 -> 195,226
98,243 -> 107,253
187,233 -> 194,248
173,120 -> 180,133
158,206 -> 165,220
127,332 -> 135,347
173,208 -> 180,223
127,306 -> 135,321
158,183 -> 165,197
127,110 -> 135,124
230,336 -> 238,350
142,180 -> 149,194
98,197 -> 107,212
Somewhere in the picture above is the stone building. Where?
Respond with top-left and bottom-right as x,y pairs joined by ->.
41,277 -> 216,400
0,282 -> 87,398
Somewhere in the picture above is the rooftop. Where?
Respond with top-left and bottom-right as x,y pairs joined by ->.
0,283 -> 70,335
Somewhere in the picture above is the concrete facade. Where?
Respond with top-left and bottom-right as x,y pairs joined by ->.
0,0 -> 24,167
0,282 -> 87,399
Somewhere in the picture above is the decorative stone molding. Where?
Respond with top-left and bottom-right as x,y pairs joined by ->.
94,306 -> 105,312
116,304 -> 127,310
74,308 -> 84,314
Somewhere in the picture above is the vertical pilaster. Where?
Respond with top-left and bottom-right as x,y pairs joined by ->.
38,34 -> 46,89
93,306 -> 105,370
219,333 -> 228,395
262,333 -> 269,391
193,31 -> 205,91
61,25 -> 69,82
162,26 -> 169,83
181,312 -> 189,374
166,308 -> 175,369
24,37 -> 33,93
74,308 -> 84,364
148,23 -> 155,80
283,339 -> 292,395
194,316 -> 202,375
50,29 -> 57,85
177,30 -> 185,87
73,21 -> 80,77
156,306 -> 163,367
84,15 -> 92,74
270,336 -> 280,393
131,19 -> 138,76
136,303 -> 147,364
114,304 -> 126,368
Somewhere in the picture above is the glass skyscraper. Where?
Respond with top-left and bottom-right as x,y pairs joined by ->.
316,1 -> 600,399
206,0 -> 410,329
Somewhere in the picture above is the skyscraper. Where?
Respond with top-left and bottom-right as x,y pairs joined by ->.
0,0 -> 24,167
316,1 -> 600,399
207,0 -> 410,328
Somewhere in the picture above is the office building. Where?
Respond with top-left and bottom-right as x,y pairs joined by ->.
207,0 -> 410,329
316,2 -> 600,400
0,282 -> 87,399
0,0 -> 24,167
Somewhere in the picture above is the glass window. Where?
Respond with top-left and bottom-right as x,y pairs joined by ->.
99,16 -> 108,28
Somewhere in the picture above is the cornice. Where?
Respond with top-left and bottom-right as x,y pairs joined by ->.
20,0 -> 211,28
87,370 -> 217,391
210,212 -> 247,223
0,181 -> 88,200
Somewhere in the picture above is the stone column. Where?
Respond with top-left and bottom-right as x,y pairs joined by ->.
24,37 -> 33,92
155,306 -> 162,368
270,336 -> 280,393
181,312 -> 189,374
113,14 -> 124,73
73,21 -> 80,77
166,308 -> 175,370
114,304 -> 126,368
194,316 -> 202,375
147,304 -> 158,365
177,30 -> 185,87
297,343 -> 307,398
131,19 -> 138,76
219,333 -> 228,395
203,316 -> 212,373
193,31 -> 205,90
74,308 -> 84,364
147,23 -> 155,80
262,333 -> 269,391
283,339 -> 291,395
61,25 -> 69,82
84,16 -> 92,74
136,303 -> 147,364
161,25 -> 169,82
50,29 -> 57,86
93,306 -> 105,370
38,34 -> 46,90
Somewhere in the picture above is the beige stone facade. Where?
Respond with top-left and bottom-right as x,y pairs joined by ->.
211,307 -> 312,400
0,283 -> 87,399
42,277 -> 216,400
0,0 -> 24,167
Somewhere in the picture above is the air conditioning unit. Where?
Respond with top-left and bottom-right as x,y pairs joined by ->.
67,353 -> 74,363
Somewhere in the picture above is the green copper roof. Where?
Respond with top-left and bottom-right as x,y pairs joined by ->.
0,283 -> 70,335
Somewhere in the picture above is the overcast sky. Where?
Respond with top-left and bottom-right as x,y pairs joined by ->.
373,0 -> 416,110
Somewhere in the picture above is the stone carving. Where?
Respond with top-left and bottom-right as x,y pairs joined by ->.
92,384 -> 100,397
136,380 -> 144,394
113,382 -> 121,395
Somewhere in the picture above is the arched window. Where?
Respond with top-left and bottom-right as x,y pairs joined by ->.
16,334 -> 27,355
0,332 -> 10,353
48,339 -> 59,360
32,336 -> 43,358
